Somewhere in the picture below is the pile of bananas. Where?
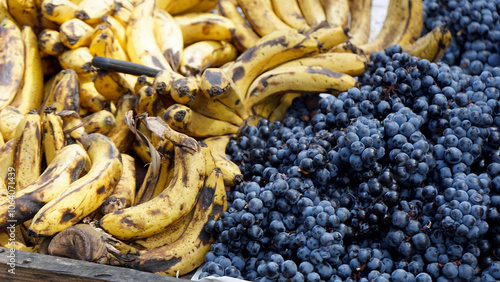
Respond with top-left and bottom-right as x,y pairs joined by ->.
0,0 -> 453,277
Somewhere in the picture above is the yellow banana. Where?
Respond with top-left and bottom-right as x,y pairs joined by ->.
0,132 -> 3,147
395,0 -> 423,48
100,119 -> 206,240
150,137 -> 175,199
152,69 -> 180,97
0,229 -> 35,252
38,70 -> 66,113
82,110 -> 116,135
78,73 -> 110,113
246,65 -> 357,106
58,110 -> 86,140
161,104 -> 240,137
0,139 -> 14,188
28,133 -> 123,237
134,75 -> 154,95
170,76 -> 200,104
88,27 -> 129,61
93,69 -> 135,101
41,68 -> 80,113
0,17 -> 24,111
306,23 -> 349,51
40,0 -> 78,25
402,24 -> 452,62
135,86 -> 165,116
101,153 -> 135,215
199,67 -> 250,120
237,0 -> 294,37
174,12 -> 235,46
38,29 -> 64,56
154,9 -> 184,71
155,0 -> 174,10
226,29 -> 320,100
164,0 -> 198,14
268,92 -> 303,122
12,110 -> 43,192
276,52 -> 369,76
183,0 -> 218,13
0,107 -> 24,142
322,0 -> 349,27
297,0 -> 326,27
202,135 -> 243,187
113,3 -> 132,27
42,106 -> 66,165
217,0 -> 260,52
271,0 -> 310,31
126,0 -> 173,71
114,0 -> 134,11
251,92 -> 283,118
58,46 -> 94,74
100,14 -> 127,52
38,10 -> 60,30
6,0 -> 39,28
75,0 -> 115,24
132,134 -> 151,164
106,94 -> 136,152
347,0 -> 372,45
0,144 -> 89,230
59,18 -> 94,49
122,168 -> 226,276
180,40 -> 238,76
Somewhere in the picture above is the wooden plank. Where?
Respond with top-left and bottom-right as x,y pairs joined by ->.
0,247 -> 188,281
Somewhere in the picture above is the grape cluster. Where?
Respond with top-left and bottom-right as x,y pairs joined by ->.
198,47 -> 500,281
422,0 -> 500,74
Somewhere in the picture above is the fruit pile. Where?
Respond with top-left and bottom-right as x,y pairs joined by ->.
0,0 -> 496,280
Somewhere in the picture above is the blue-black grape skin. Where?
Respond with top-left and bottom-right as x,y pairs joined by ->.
197,3 -> 500,280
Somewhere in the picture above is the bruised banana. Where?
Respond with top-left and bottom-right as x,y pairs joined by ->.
40,68 -> 80,113
38,29 -> 64,56
0,16 -> 24,111
347,0 -> 372,45
217,0 -> 259,52
161,104 -> 240,137
28,133 -> 123,237
135,85 -> 165,116
42,106 -> 66,165
179,40 -> 238,77
271,0 -> 310,31
174,12 -> 235,46
276,52 -> 369,76
99,15 -> 127,52
99,122 -> 206,240
170,76 -> 199,104
154,9 -> 183,71
246,65 -> 358,106
75,0 -> 115,24
0,140 -> 14,188
402,24 -> 452,62
40,0 -> 78,25
106,94 -> 136,152
237,0 -> 293,37
297,0 -> 326,27
93,69 -> 135,101
268,92 -> 303,122
227,29 -> 321,100
58,47 -> 94,74
58,110 -> 86,141
149,136 -> 175,199
322,0 -> 349,28
81,110 -> 116,135
101,153 -> 135,214
78,73 -> 110,113
89,27 -> 129,61
121,168 -> 225,276
59,18 -> 94,50
202,135 -> 243,186
0,144 -> 89,230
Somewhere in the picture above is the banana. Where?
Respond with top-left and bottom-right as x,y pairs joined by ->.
395,0 -> 423,48
276,52 -> 369,76
183,0 -> 218,13
58,47 -> 94,74
179,40 -> 238,76
106,94 -> 136,152
0,139 -> 14,188
132,134 -> 151,164
0,229 -> 35,252
297,0 -> 326,27
161,104 -> 240,137
38,29 -> 64,56
126,0 -> 172,71
226,29 -> 320,100
154,9 -> 184,71
271,0 -> 310,31
322,0 -> 349,27
40,0 -> 78,25
38,70 -> 66,114
152,69 -> 180,96
237,0 -> 294,37
93,69 -> 135,101
347,0 -> 372,45
99,119 -> 206,240
75,0 -> 115,24
0,132 -> 3,148
402,24 -> 452,62
41,68 -> 80,113
6,0 -> 39,28
246,65 -> 357,107
199,67 -> 250,120
0,107 -> 24,142
28,133 -> 123,237
202,135 -> 243,186
59,18 -> 94,50
134,75 -> 154,95
88,27 -> 129,61
38,9 -> 61,30
164,0 -> 198,15
101,153 -> 135,214
122,167 -> 226,276
174,12 -> 235,46
42,106 -> 66,165
170,76 -> 199,104
268,92 -> 302,122
12,110 -> 43,192
135,86 -> 165,116
114,0 -> 135,11
251,92 -> 283,117
100,15 -> 127,52
150,137 -> 175,199
0,17 -> 24,111
113,3 -> 132,27
155,0 -> 174,10
58,110 -> 86,140
82,110 -> 116,135
306,23 -> 349,52
0,144 -> 89,230
78,73 -> 110,113
217,0 -> 259,53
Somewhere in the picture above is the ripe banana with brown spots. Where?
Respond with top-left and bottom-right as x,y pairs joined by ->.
237,0 -> 294,37
59,18 -> 94,50
217,0 -> 259,52
101,153 -> 136,215
42,106 -> 66,165
202,135 -> 243,187
0,16 -> 24,111
174,12 -> 235,46
402,24 -> 452,62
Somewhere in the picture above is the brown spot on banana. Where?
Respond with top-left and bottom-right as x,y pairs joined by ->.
96,186 -> 106,195
173,110 -> 186,122
231,66 -> 245,82
60,209 -> 76,223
